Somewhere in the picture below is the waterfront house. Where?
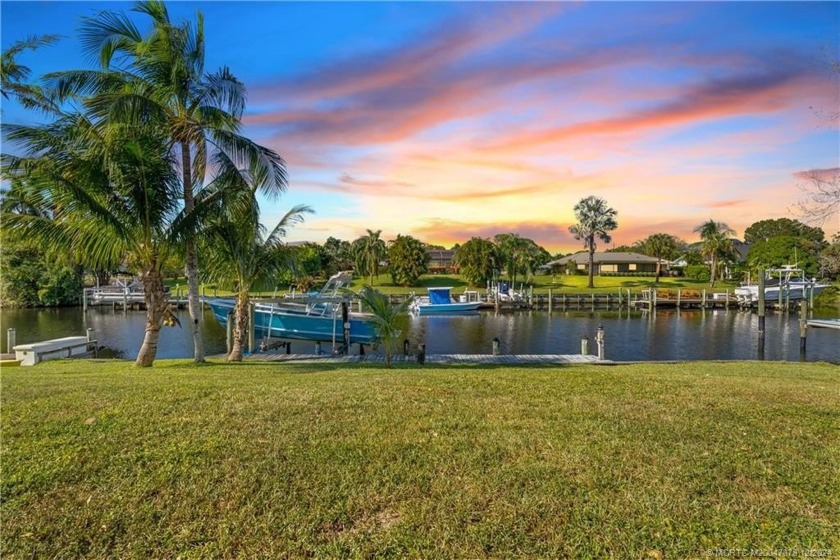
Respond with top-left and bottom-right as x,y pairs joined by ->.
542,251 -> 664,275
427,249 -> 458,274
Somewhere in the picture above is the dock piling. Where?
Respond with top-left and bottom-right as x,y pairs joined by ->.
7,328 -> 16,353
403,339 -> 410,356
596,325 -> 605,360
492,337 -> 501,355
417,343 -> 426,365
581,335 -> 590,355
799,299 -> 808,359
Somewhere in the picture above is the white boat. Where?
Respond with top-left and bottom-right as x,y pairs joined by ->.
410,287 -> 482,314
89,277 -> 155,304
806,319 -> 840,330
490,281 -> 523,303
734,266 -> 828,305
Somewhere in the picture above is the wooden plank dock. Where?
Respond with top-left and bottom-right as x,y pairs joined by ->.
212,351 -> 604,365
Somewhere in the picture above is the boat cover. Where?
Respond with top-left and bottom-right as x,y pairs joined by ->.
429,288 -> 452,305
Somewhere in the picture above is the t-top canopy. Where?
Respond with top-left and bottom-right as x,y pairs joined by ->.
428,287 -> 452,305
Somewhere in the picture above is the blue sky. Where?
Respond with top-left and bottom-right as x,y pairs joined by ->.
3,1 -> 838,251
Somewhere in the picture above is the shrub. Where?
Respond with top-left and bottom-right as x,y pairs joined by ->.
685,265 -> 711,282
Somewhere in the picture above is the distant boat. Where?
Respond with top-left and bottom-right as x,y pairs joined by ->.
734,266 -> 828,305
410,287 -> 482,314
204,271 -> 379,345
806,319 -> 840,330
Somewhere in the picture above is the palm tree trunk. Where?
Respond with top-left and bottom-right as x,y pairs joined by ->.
710,256 -> 717,287
228,293 -> 249,362
181,140 -> 205,362
587,240 -> 595,289
136,265 -> 168,367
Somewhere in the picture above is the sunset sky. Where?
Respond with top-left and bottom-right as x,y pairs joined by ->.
3,1 -> 838,253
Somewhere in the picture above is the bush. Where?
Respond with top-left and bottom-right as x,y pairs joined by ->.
685,265 -> 711,282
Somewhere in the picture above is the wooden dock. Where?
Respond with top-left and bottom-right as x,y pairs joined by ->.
212,351 -> 604,365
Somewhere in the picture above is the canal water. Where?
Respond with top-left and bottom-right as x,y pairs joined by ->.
1,306 -> 838,363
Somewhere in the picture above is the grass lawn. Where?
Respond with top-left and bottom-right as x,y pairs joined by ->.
2,360 -> 838,558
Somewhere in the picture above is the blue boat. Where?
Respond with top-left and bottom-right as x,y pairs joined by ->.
410,287 -> 482,314
204,272 -> 379,345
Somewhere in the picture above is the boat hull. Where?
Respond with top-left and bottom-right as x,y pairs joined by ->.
735,284 -> 827,303
205,299 -> 379,344
412,302 -> 482,314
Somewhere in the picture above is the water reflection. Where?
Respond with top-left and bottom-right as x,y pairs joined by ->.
1,306 -> 838,364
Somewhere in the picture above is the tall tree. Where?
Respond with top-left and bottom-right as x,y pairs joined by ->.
353,229 -> 387,285
2,114 -> 187,366
638,233 -> 681,283
1,34 -> 60,111
744,218 -> 825,245
568,196 -> 618,289
54,0 -> 288,362
323,236 -> 354,275
454,237 -> 500,287
693,219 -> 736,287
202,192 -> 311,362
388,234 -> 430,286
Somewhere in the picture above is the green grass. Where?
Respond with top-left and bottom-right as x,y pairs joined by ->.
2,360 -> 838,558
351,273 -> 739,295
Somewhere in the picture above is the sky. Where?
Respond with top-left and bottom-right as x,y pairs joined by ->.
2,1 -> 838,253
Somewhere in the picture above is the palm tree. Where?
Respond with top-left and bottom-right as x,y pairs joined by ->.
202,192 -> 311,362
693,219 -> 736,287
2,114 -> 187,367
354,229 -> 387,285
51,0 -> 288,362
1,34 -> 60,111
639,233 -> 681,283
568,196 -> 618,289
352,285 -> 412,367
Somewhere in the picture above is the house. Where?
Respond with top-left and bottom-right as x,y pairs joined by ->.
426,249 -> 458,274
542,251 -> 665,275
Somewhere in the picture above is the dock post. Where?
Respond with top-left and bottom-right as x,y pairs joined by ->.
799,299 -> 808,360
757,270 -> 766,359
123,289 -> 128,314
492,337 -> 501,355
677,289 -> 681,309
403,339 -> 410,356
248,304 -> 255,354
617,289 -> 621,308
286,342 -> 292,354
341,302 -> 350,355
7,328 -> 16,353
596,325 -> 605,360
417,343 -> 425,365
83,288 -> 88,312
702,289 -> 707,308
315,341 -> 322,355
580,335 -> 590,355
86,328 -> 95,342
548,289 -> 553,313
